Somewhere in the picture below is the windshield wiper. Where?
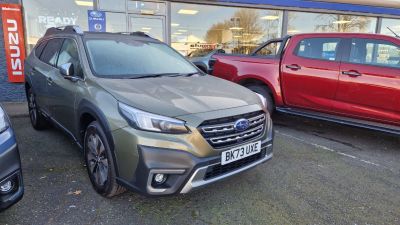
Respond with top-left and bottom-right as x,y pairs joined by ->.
127,73 -> 182,79
127,72 -> 201,79
183,72 -> 202,77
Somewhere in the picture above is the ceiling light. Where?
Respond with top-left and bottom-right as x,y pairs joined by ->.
261,15 -> 279,20
178,9 -> 198,15
233,35 -> 242,38
178,29 -> 187,32
229,27 -> 243,30
75,0 -> 93,6
287,29 -> 300,33
141,27 -> 152,30
140,9 -> 155,15
174,32 -> 183,35
171,23 -> 180,27
332,20 -> 351,24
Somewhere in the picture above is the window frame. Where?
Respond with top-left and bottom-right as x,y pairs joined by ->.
38,38 -> 65,67
293,37 -> 345,62
34,40 -> 48,59
341,37 -> 400,70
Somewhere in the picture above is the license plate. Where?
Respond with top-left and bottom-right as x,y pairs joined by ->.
221,141 -> 261,165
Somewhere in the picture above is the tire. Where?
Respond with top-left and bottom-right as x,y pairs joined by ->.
27,88 -> 48,130
84,121 -> 125,197
245,85 -> 275,115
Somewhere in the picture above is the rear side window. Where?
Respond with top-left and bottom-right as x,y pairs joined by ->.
295,38 -> 341,61
39,38 -> 64,66
34,41 -> 47,58
348,38 -> 400,68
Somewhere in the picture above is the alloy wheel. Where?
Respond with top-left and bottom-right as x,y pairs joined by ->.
87,133 -> 109,187
28,92 -> 37,124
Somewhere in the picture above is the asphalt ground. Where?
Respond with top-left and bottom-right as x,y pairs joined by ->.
1,113 -> 399,225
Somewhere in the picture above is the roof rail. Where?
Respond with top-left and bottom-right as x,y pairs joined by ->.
44,25 -> 84,36
115,31 -> 151,38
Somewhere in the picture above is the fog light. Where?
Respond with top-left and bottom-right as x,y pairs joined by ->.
0,180 -> 13,193
154,174 -> 167,184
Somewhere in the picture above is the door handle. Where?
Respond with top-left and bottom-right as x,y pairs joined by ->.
342,71 -> 361,77
47,77 -> 53,85
286,64 -> 301,70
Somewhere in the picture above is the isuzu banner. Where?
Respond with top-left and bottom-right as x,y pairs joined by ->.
1,3 -> 25,83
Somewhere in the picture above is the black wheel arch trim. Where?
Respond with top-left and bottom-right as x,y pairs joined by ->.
77,99 -> 120,176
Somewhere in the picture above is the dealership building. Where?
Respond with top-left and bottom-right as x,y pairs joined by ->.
1,0 -> 400,102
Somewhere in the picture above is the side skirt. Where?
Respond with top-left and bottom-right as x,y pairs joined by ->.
276,107 -> 400,136
40,110 -> 83,149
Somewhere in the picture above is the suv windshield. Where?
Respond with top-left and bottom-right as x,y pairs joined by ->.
85,37 -> 198,78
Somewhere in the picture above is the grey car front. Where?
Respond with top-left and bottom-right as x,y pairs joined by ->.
0,105 -> 24,211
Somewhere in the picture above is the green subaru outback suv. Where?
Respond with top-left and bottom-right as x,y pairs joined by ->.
24,26 -> 274,197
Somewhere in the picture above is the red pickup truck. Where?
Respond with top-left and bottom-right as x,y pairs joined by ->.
211,33 -> 400,134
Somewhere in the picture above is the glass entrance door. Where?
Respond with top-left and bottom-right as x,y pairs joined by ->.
129,15 -> 166,42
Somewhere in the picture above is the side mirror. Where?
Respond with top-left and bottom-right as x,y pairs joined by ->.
59,63 -> 74,77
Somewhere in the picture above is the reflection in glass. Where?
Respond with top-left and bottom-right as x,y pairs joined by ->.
130,16 -> 165,41
381,18 -> 400,37
171,3 -> 282,55
98,0 -> 125,11
287,12 -> 376,35
128,1 -> 166,15
23,0 -> 92,53
106,12 -> 127,33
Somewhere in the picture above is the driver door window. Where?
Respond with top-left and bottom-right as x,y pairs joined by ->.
348,38 -> 400,68
57,39 -> 83,77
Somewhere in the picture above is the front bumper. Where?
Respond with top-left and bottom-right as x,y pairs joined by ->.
0,128 -> 24,211
117,139 -> 273,196
113,105 -> 274,195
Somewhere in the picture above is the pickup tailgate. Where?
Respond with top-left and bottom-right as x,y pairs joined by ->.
211,54 -> 283,106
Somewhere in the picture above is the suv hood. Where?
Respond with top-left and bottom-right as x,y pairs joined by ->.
95,75 -> 260,117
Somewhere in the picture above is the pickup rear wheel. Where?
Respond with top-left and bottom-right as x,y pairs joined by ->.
84,121 -> 125,198
246,85 -> 275,115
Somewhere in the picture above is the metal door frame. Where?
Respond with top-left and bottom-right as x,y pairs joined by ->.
128,14 -> 167,42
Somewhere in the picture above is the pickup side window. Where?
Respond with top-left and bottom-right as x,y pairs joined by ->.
253,41 -> 281,57
347,38 -> 400,68
295,38 -> 341,61
39,38 -> 64,66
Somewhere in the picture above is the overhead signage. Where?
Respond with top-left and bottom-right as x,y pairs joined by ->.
1,3 -> 25,83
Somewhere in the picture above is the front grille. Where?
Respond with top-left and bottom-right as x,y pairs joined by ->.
204,148 -> 267,180
198,111 -> 266,149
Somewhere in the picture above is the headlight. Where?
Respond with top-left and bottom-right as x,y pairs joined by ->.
255,93 -> 268,110
0,107 -> 9,134
118,102 -> 190,134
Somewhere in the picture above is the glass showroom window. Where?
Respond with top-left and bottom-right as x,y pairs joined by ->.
287,11 -> 377,35
23,0 -> 93,53
171,3 -> 283,56
380,18 -> 400,37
